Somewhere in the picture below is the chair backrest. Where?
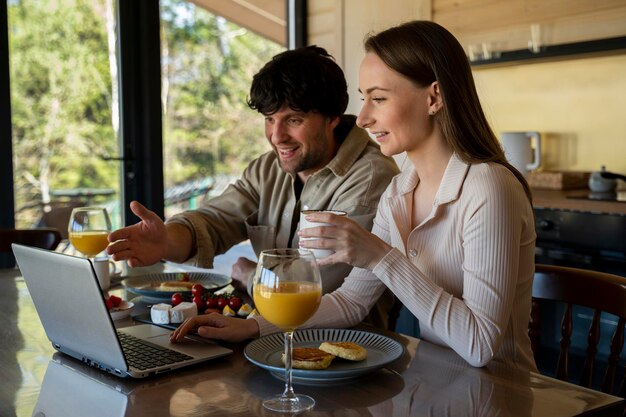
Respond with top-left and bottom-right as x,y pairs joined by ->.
529,264 -> 626,398
0,228 -> 63,253
39,200 -> 86,240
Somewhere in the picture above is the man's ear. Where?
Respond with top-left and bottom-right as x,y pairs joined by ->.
328,115 -> 341,130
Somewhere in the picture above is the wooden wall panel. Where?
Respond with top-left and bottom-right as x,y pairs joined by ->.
307,0 -> 343,64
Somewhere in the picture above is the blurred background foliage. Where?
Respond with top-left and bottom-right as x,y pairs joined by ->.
9,0 -> 283,228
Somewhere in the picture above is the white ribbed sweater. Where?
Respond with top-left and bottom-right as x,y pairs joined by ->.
255,154 -> 537,371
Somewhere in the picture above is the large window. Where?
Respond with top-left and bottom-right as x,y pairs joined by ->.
8,0 -> 122,231
160,0 -> 285,217
3,0 -> 297,246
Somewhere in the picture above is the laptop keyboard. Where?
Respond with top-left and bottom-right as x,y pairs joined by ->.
117,331 -> 193,370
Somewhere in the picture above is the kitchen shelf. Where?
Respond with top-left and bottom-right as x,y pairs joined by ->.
471,36 -> 626,67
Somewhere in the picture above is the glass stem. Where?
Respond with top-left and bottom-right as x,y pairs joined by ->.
282,330 -> 297,400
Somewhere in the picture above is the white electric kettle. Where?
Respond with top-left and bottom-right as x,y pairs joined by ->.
500,131 -> 542,177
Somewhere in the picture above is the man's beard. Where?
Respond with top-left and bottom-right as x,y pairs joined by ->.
276,134 -> 329,175
278,150 -> 325,174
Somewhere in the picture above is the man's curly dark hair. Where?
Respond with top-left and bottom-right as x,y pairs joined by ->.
248,45 -> 349,117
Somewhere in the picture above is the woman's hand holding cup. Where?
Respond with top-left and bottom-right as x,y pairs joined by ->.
298,210 -> 390,270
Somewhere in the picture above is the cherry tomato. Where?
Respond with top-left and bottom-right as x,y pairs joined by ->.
192,294 -> 204,311
228,296 -> 242,311
216,296 -> 228,310
171,292 -> 183,307
108,295 -> 122,307
205,296 -> 218,309
105,297 -> 114,310
191,284 -> 204,297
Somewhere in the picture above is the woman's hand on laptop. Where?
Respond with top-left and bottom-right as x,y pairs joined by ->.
170,313 -> 260,343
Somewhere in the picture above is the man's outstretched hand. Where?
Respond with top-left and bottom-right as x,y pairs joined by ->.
106,201 -> 168,267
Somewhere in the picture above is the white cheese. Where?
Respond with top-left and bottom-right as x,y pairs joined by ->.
151,303 -> 171,324
170,302 -> 198,323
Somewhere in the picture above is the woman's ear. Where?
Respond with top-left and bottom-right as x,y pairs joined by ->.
427,81 -> 443,115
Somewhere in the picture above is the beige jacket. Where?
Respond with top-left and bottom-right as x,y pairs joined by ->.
167,116 -> 399,326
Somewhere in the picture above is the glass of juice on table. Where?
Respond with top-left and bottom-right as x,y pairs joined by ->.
252,248 -> 322,413
68,207 -> 112,287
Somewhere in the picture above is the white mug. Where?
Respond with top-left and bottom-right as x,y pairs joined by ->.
92,258 -> 122,291
500,131 -> 542,177
299,210 -> 347,259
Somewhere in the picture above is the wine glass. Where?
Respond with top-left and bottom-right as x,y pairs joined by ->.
252,248 -> 322,413
68,207 -> 112,258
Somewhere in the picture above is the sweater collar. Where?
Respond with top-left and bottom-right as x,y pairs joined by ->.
398,153 -> 470,207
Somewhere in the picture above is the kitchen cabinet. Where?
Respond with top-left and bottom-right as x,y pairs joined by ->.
433,0 -> 626,64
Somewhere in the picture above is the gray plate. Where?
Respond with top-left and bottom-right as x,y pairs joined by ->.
244,328 -> 403,384
121,272 -> 231,298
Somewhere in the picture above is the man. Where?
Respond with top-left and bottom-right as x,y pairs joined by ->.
107,46 -> 399,327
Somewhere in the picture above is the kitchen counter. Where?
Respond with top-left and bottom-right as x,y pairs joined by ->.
532,188 -> 626,215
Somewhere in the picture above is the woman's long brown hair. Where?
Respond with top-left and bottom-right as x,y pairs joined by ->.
364,20 -> 532,202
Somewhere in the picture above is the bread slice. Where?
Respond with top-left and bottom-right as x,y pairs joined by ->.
319,342 -> 367,361
158,281 -> 196,291
282,347 -> 335,370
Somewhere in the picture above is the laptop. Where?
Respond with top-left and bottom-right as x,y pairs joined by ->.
12,244 -> 232,378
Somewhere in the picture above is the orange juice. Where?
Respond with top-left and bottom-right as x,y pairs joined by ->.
69,231 -> 109,257
253,282 -> 321,331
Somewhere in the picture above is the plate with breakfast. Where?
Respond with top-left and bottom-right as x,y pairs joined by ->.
121,272 -> 232,298
244,328 -> 404,384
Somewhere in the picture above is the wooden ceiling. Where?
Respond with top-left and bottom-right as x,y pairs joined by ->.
190,0 -> 286,45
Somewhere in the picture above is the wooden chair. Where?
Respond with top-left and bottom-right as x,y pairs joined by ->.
0,228 -> 63,253
37,200 -> 85,240
529,264 -> 626,398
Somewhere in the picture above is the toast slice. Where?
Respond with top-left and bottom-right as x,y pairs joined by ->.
282,347 -> 335,370
319,341 -> 367,361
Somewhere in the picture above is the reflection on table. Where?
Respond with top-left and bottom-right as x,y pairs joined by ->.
0,263 -> 623,417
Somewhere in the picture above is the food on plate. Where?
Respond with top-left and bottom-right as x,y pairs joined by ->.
228,296 -> 242,311
171,292 -> 184,307
192,294 -> 204,311
151,303 -> 172,324
153,289 -> 250,319
105,295 -> 122,310
171,302 -> 198,323
176,272 -> 190,282
246,308 -> 259,319
205,296 -> 219,310
216,296 -> 228,310
236,303 -> 253,317
191,283 -> 204,297
158,280 -> 197,292
222,305 -> 236,317
319,341 -> 367,361
282,347 -> 335,370
150,301 -> 198,324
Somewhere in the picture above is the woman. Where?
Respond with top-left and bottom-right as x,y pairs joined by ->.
171,20 -> 537,371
